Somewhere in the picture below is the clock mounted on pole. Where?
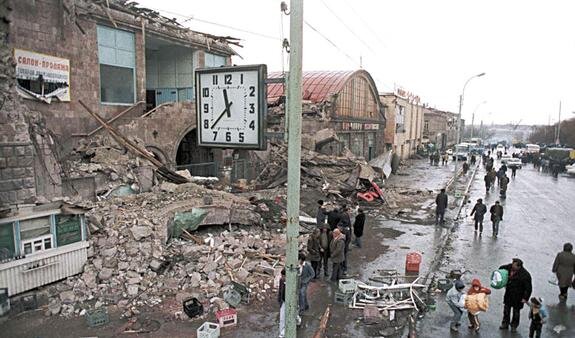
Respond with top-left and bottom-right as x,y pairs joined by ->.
196,64 -> 267,150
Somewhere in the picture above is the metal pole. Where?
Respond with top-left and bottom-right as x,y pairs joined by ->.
285,1 -> 303,337
556,100 -> 561,145
454,94 -> 463,174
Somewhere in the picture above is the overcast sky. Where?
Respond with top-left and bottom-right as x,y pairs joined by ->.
138,0 -> 575,125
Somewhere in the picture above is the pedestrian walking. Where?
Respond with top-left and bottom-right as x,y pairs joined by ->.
500,174 -> 509,198
484,173 -> 491,193
319,225 -> 331,277
552,242 -> 575,301
528,297 -> 547,338
446,280 -> 466,332
306,228 -> 322,279
435,188 -> 448,225
429,153 -> 434,165
316,200 -> 328,225
499,258 -> 532,333
511,166 -> 517,178
490,201 -> 504,237
327,208 -> 340,231
470,154 -> 477,165
278,268 -> 286,338
329,228 -> 345,282
298,253 -> 315,315
353,208 -> 365,248
463,161 -> 470,174
465,279 -> 491,331
470,198 -> 487,234
442,153 -> 448,166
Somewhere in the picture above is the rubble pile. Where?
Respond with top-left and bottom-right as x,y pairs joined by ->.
67,136 -> 157,197
254,143 -> 370,195
43,182 -> 300,318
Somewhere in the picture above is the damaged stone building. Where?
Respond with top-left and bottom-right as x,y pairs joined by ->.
422,108 -> 458,150
266,70 -> 386,161
380,91 -> 424,160
1,0 -> 247,208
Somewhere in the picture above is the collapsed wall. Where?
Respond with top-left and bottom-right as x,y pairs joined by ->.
0,2 -> 63,208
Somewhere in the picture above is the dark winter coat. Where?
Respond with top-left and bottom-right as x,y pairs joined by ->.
470,203 -> 487,221
330,236 -> 345,263
338,212 -> 351,228
552,251 -> 575,288
319,228 -> 331,251
316,206 -> 328,225
353,213 -> 366,237
307,234 -> 322,262
327,210 -> 341,230
490,204 -> 504,222
499,263 -> 532,307
278,276 -> 286,304
436,192 -> 448,211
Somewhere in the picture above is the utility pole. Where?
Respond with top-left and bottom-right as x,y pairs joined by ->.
285,1 -> 303,337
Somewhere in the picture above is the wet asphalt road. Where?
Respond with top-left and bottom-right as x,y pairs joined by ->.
417,159 -> 575,337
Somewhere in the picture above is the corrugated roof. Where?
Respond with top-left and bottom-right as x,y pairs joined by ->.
267,70 -> 356,104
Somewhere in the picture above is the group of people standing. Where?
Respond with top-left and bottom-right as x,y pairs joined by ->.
277,200 -> 367,337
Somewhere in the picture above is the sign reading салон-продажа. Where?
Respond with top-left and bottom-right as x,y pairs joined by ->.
14,48 -> 70,102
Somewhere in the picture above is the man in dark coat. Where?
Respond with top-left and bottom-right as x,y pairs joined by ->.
329,228 -> 345,282
353,209 -> 366,248
490,201 -> 504,237
316,200 -> 328,225
462,161 -> 470,174
500,174 -> 510,197
484,174 -> 491,193
318,225 -> 331,277
435,188 -> 448,225
306,228 -> 322,278
552,242 -> 575,301
470,198 -> 488,234
499,258 -> 532,332
327,208 -> 340,231
337,208 -> 352,273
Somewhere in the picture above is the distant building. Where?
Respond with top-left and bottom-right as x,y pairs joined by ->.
267,70 -> 386,160
379,92 -> 424,160
422,108 -> 458,150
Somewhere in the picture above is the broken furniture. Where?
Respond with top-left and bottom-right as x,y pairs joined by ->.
197,322 -> 220,338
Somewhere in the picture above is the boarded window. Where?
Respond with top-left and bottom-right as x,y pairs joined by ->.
0,222 -> 15,260
55,214 -> 82,246
97,25 -> 135,104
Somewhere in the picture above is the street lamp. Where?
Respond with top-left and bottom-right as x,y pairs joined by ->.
470,100 -> 487,139
454,72 -> 485,176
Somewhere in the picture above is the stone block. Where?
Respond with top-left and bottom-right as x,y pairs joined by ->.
0,168 -> 11,179
1,147 -> 13,157
12,167 -> 25,178
16,188 -> 34,201
0,191 -> 17,204
18,156 -> 34,167
14,146 -> 26,156
0,158 -> 6,169
22,177 -> 35,188
6,156 -> 18,168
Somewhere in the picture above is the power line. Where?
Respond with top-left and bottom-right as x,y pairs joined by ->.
147,6 -> 281,41
319,0 -> 378,55
303,20 -> 359,67
339,0 -> 388,50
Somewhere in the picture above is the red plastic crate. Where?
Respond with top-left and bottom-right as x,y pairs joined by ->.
405,252 -> 422,273
215,308 -> 237,328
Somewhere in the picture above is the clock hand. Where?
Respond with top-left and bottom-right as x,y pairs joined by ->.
223,89 -> 231,118
210,102 -> 233,129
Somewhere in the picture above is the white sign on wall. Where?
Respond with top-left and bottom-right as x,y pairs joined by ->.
14,48 -> 71,103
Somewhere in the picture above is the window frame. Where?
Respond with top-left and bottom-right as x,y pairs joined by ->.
21,234 -> 53,256
97,25 -> 136,105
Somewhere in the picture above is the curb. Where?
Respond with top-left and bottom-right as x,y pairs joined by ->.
422,162 -> 481,284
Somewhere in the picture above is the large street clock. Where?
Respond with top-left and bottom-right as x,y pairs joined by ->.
196,64 -> 267,149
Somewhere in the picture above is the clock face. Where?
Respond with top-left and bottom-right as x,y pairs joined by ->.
196,65 -> 266,149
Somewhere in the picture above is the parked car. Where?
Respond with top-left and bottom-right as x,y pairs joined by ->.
446,149 -> 453,156
506,157 -> 522,168
566,164 -> 575,176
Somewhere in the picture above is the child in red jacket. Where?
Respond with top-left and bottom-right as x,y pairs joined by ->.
466,278 -> 492,331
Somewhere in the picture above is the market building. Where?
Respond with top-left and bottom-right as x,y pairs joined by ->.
266,70 -> 386,161
380,90 -> 424,160
1,0 -> 243,207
